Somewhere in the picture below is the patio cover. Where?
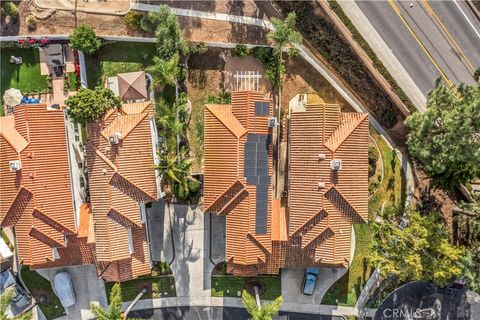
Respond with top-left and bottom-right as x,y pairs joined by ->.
117,71 -> 148,101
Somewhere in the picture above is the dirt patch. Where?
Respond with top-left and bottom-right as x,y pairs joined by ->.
187,48 -> 229,173
31,288 -> 52,305
224,55 -> 271,93
282,55 -> 351,113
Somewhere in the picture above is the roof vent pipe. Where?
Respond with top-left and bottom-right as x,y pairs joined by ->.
318,154 -> 326,160
318,182 -> 325,189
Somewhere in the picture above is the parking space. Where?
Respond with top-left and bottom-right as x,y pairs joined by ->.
281,268 -> 347,305
36,264 -> 107,319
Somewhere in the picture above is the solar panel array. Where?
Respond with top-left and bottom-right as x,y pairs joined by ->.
255,101 -> 270,116
244,133 -> 271,234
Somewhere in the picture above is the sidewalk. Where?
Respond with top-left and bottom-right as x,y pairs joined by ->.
335,1 -> 427,111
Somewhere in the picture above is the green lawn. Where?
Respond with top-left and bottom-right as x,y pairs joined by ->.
211,275 -> 281,301
368,126 -> 404,219
321,224 -> 373,306
1,48 -> 50,115
21,266 -> 66,319
85,42 -> 156,88
105,275 -> 176,302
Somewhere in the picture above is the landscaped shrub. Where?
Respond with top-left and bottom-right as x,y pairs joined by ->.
274,0 -> 399,128
68,25 -> 102,55
205,91 -> 231,104
124,11 -> 143,31
368,144 -> 379,177
233,44 -> 250,57
1,2 -> 18,18
26,15 -> 37,31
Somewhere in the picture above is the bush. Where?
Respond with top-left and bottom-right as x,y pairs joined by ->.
233,44 -> 250,57
124,11 -> 143,31
66,87 -> 121,124
474,68 -> 480,82
1,2 -> 18,18
274,1 -> 399,128
68,25 -> 102,55
26,15 -> 37,31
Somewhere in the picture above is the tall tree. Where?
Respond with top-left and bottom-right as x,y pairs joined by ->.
267,12 -> 302,89
405,83 -> 480,190
146,56 -> 179,89
140,5 -> 188,61
370,209 -> 465,287
241,290 -> 283,320
1,287 -> 32,320
68,25 -> 102,55
66,87 -> 121,125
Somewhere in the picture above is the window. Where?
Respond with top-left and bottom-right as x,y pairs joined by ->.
79,176 -> 85,189
52,248 -> 60,260
128,228 -> 134,255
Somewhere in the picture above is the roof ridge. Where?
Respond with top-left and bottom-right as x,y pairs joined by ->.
0,116 -> 29,153
32,208 -> 74,234
324,186 -> 366,224
88,142 -> 118,171
1,187 -> 33,227
101,112 -> 148,141
109,172 -> 156,203
205,104 -> 247,138
107,207 -> 139,229
325,113 -> 367,152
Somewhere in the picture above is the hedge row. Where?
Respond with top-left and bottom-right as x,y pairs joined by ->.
328,0 -> 415,112
274,0 -> 399,128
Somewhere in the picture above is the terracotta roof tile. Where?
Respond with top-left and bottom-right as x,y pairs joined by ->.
86,101 -> 158,281
0,104 -> 94,269
205,105 -> 247,138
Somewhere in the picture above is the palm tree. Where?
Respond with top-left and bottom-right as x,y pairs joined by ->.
155,151 -> 193,200
1,287 -> 32,320
241,290 -> 283,320
267,12 -> 302,198
146,55 -> 179,90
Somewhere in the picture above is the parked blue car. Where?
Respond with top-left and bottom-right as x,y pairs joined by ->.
301,267 -> 320,295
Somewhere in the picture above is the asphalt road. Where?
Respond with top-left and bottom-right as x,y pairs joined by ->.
127,307 -> 344,320
356,0 -> 480,96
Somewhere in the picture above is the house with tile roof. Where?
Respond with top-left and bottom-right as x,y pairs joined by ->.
86,101 -> 161,282
204,91 -> 368,276
0,104 -> 95,269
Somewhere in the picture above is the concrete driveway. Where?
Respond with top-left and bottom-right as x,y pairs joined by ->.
281,268 -> 347,305
36,264 -> 107,320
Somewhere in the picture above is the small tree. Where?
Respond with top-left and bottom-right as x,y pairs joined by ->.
66,87 -> 121,125
233,44 -> 250,57
266,12 -> 303,89
370,209 -> 465,287
1,2 -> 18,18
90,283 -> 143,320
68,25 -> 102,55
405,83 -> 480,190
1,287 -> 32,320
241,290 -> 283,320
140,5 -> 188,61
25,15 -> 37,31
124,11 -> 144,31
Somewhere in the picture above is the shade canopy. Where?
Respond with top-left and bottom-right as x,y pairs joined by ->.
117,71 -> 148,101
3,88 -> 23,106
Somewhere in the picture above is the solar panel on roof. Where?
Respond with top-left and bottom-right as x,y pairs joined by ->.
244,133 -> 272,235
255,102 -> 270,116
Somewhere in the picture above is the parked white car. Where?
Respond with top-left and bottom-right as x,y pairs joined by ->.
53,272 -> 76,308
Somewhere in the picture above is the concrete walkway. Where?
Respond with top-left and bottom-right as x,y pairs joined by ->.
162,203 -> 215,298
36,264 -> 107,320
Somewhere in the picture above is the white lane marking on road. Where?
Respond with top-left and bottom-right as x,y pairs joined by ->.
453,0 -> 480,40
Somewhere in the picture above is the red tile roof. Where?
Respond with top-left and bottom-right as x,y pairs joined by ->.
86,101 -> 158,282
204,91 -> 274,276
0,104 -> 95,268
204,94 -> 369,275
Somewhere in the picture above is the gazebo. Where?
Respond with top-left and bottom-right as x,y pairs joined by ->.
117,71 -> 148,101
